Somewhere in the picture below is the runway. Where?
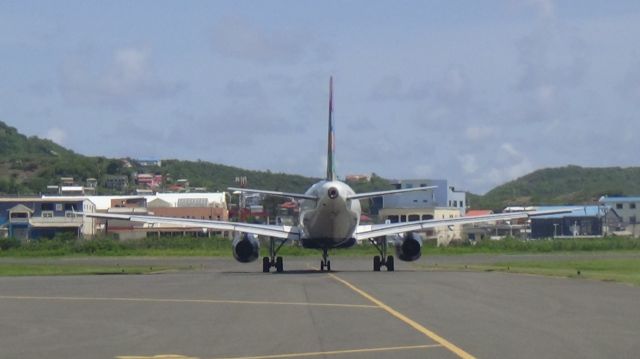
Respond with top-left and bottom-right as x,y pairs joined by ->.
0,257 -> 638,359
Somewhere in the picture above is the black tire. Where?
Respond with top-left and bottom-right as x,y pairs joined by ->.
320,260 -> 325,272
276,256 -> 284,273
262,257 -> 270,273
373,255 -> 381,272
326,260 -> 331,272
386,255 -> 395,272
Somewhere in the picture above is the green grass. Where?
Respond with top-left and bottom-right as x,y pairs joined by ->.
2,235 -> 640,258
0,235 -> 382,258
0,264 -> 168,276
427,237 -> 640,255
422,259 -> 640,286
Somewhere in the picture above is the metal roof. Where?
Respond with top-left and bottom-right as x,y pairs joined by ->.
532,206 -> 605,219
599,196 -> 640,203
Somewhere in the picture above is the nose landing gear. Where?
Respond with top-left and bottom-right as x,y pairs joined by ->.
320,248 -> 331,272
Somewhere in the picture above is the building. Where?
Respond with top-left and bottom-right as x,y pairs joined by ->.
104,175 -> 129,190
530,206 -> 605,239
135,159 -> 162,167
599,196 -> 640,236
375,179 -> 468,246
0,197 -> 96,239
136,173 -> 163,189
382,179 -> 467,214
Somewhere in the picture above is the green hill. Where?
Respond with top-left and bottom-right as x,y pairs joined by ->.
0,120 -> 391,196
468,165 -> 640,211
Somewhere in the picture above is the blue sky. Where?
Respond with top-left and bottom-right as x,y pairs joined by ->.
2,0 -> 640,193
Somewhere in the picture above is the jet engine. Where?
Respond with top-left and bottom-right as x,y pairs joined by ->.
232,233 -> 260,263
395,232 -> 423,262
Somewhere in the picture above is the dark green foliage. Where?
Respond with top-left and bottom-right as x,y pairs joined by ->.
468,165 -> 640,211
160,159 -> 318,193
0,237 -> 21,251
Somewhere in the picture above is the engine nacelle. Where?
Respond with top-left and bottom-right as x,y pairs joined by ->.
394,232 -> 423,262
232,233 -> 260,263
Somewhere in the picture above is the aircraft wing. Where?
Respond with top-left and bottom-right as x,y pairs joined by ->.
354,209 -> 573,240
83,213 -> 301,240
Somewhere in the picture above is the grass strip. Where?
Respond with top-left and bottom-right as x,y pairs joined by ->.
422,259 -> 640,286
0,264 -> 169,276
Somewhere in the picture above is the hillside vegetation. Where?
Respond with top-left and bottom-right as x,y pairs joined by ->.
0,121 -> 390,196
468,165 -> 640,210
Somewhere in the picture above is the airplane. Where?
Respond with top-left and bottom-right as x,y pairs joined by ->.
85,77 -> 570,273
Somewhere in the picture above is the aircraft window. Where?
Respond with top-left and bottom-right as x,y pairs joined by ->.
387,215 -> 399,223
631,203 -> 637,209
400,215 -> 407,222
422,214 -> 434,220
616,203 -> 623,209
453,200 -> 458,207
408,215 -> 419,221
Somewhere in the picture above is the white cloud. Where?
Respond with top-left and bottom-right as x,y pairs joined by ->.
526,0 -> 556,19
412,164 -> 433,178
458,154 -> 479,174
44,127 -> 66,145
464,126 -> 495,141
211,17 -> 329,65
60,46 -> 183,108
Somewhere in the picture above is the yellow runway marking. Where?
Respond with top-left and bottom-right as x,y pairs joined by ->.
219,344 -> 440,359
0,295 -> 377,309
117,355 -> 199,359
115,345 -> 440,359
328,273 -> 477,359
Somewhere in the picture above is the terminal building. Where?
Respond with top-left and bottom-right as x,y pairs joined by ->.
373,179 -> 467,245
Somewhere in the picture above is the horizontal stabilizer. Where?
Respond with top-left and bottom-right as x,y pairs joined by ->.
228,187 -> 317,201
348,185 -> 437,200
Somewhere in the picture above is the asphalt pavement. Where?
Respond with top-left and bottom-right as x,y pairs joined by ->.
0,256 -> 638,359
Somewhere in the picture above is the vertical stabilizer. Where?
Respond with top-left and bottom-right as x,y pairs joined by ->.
326,77 -> 336,181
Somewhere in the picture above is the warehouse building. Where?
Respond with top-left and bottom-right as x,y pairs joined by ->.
529,206 -> 605,239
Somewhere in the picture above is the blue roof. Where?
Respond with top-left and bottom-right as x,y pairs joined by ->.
533,206 -> 605,219
599,196 -> 640,203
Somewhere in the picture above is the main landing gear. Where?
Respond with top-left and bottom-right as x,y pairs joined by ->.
263,237 -> 287,273
369,237 -> 394,272
320,248 -> 331,272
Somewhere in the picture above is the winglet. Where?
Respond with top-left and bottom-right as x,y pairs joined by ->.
326,76 -> 336,181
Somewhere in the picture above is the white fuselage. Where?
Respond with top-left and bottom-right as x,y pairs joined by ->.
298,180 -> 361,249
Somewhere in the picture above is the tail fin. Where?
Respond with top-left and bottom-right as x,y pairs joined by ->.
326,76 -> 336,181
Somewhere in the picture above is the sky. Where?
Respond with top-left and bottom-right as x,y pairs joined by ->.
2,0 -> 640,194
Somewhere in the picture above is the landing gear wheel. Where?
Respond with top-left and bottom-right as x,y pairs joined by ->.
373,255 -> 381,272
262,256 -> 271,273
386,255 -> 395,272
275,256 -> 284,273
320,248 -> 330,272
